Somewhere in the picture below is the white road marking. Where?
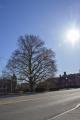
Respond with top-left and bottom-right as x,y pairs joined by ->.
48,104 -> 80,120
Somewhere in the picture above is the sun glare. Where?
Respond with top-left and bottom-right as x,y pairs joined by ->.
66,27 -> 80,46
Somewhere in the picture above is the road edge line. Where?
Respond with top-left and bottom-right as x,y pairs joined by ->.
48,103 -> 80,120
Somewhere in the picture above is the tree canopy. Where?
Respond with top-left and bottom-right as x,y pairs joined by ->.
6,35 -> 57,91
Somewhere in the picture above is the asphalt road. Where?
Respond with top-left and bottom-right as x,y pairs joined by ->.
0,89 -> 80,120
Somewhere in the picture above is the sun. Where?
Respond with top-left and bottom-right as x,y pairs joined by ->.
66,27 -> 80,46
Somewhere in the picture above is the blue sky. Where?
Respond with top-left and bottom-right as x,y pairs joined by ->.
0,0 -> 80,75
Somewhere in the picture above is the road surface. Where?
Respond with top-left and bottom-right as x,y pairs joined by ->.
0,89 -> 80,120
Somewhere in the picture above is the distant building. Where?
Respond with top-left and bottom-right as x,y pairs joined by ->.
0,75 -> 17,95
43,72 -> 80,90
58,72 -> 80,89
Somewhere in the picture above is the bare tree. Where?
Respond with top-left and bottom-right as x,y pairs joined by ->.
6,35 -> 57,92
